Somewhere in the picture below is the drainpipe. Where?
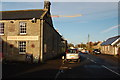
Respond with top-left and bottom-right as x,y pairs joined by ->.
40,19 -> 43,63
39,0 -> 50,62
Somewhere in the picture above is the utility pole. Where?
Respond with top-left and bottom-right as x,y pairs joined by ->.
88,34 -> 90,53
88,34 -> 90,43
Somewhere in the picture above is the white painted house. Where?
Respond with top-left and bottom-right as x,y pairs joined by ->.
101,35 -> 120,56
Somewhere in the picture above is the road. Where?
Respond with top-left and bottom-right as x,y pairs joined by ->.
57,53 -> 120,79
2,53 -> 120,80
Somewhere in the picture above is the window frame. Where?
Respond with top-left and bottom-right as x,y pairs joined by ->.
0,23 -> 4,35
19,22 -> 27,35
18,41 -> 26,54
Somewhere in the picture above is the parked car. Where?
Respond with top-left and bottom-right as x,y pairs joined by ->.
92,49 -> 101,54
81,49 -> 88,54
81,49 -> 86,53
64,49 -> 80,63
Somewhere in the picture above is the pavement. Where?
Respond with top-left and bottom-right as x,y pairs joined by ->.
2,58 -> 63,79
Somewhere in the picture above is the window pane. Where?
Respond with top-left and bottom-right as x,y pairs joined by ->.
0,23 -> 4,34
19,41 -> 26,53
20,22 -> 26,34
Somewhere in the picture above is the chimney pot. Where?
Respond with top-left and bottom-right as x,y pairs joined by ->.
44,0 -> 51,9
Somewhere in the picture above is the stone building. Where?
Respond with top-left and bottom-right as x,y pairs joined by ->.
0,1 -> 67,63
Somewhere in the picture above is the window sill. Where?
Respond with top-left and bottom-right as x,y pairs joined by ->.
19,33 -> 27,35
19,52 -> 26,55
0,34 -> 5,36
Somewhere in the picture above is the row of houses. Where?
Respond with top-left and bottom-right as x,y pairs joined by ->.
91,35 -> 120,56
82,35 -> 119,56
0,1 -> 67,63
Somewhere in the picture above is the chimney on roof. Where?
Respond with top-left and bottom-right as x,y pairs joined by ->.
44,0 -> 51,13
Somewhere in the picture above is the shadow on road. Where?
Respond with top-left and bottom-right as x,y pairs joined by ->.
2,58 -> 63,80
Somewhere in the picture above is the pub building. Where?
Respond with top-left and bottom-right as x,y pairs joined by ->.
0,1 -> 67,63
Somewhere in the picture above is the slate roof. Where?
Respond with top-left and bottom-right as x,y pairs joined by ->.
0,9 -> 47,20
101,35 -> 120,46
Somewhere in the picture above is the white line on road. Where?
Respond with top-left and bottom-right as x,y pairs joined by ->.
92,60 -> 96,63
87,57 -> 89,59
55,66 -> 68,80
55,65 -> 72,79
87,57 -> 97,63
55,70 -> 61,80
102,65 -> 120,76
90,59 -> 97,63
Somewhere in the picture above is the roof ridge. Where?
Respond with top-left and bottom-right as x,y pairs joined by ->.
1,9 -> 48,20
101,35 -> 120,46
108,35 -> 120,39
0,9 -> 47,12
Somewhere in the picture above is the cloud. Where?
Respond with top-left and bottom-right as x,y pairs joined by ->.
101,25 -> 119,33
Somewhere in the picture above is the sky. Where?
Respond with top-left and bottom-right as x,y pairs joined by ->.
0,1 -> 119,45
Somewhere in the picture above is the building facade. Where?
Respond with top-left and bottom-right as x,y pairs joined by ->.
92,41 -> 102,50
101,35 -> 120,56
0,1 -> 66,63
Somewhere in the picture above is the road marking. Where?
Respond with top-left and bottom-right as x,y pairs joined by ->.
87,57 -> 97,63
69,67 -> 72,69
87,57 -> 89,59
90,59 -> 97,63
60,66 -> 68,69
91,60 -> 96,63
102,65 -> 120,76
55,66 -> 68,80
90,59 -> 93,62
55,70 -> 61,80
55,65 -> 72,79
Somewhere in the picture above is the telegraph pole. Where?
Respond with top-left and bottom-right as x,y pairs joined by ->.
88,34 -> 90,53
88,34 -> 90,43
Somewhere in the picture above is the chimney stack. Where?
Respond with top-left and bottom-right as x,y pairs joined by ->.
44,0 -> 51,13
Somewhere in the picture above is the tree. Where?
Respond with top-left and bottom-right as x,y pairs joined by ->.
80,44 -> 86,49
75,43 -> 86,49
68,43 -> 74,48
87,41 -> 94,53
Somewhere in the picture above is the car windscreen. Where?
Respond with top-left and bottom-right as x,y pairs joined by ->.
94,49 -> 100,51
67,49 -> 77,53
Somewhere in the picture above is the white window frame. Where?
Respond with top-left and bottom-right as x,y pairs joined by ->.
18,41 -> 26,54
0,23 -> 4,35
19,22 -> 27,35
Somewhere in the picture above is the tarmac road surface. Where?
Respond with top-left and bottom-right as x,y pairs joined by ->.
2,53 -> 120,80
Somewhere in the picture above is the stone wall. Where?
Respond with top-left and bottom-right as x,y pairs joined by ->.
0,19 -> 41,62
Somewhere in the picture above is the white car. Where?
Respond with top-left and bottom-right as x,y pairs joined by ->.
65,49 -> 80,62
